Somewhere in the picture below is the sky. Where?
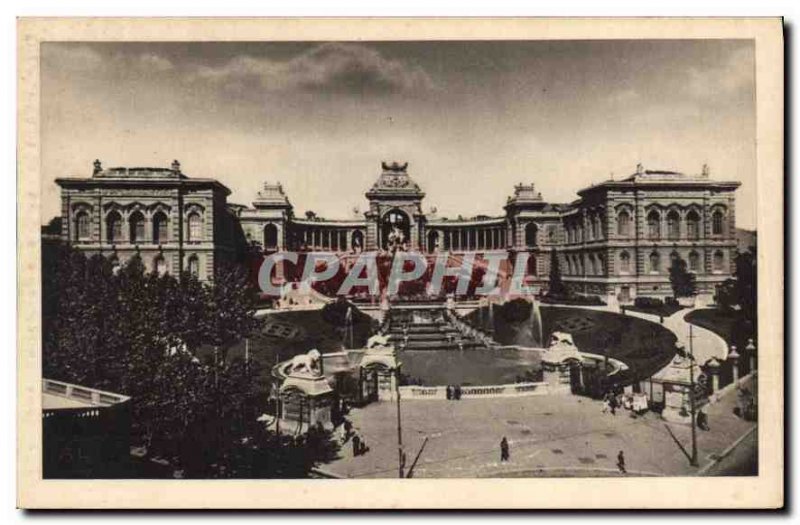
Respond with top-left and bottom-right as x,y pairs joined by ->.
41,40 -> 757,228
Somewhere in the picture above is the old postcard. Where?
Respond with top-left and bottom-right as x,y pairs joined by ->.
17,17 -> 783,509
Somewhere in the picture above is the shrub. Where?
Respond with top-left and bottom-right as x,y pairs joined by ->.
541,294 -> 604,306
633,297 -> 664,309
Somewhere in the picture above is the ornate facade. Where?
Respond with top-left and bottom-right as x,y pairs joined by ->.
56,160 -> 741,302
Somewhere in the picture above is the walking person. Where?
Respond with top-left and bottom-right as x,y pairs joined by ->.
500,437 -> 510,462
617,450 -> 626,474
352,432 -> 361,457
697,406 -> 710,431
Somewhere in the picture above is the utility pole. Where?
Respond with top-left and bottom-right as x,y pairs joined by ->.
688,324 -> 699,467
395,363 -> 405,479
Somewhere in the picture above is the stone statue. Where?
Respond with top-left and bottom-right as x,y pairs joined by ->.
289,349 -> 323,377
387,226 -> 405,252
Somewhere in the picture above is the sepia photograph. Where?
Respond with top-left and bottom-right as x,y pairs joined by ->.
17,17 -> 784,509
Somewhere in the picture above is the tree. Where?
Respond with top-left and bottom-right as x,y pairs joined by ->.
669,256 -> 696,298
548,249 -> 567,297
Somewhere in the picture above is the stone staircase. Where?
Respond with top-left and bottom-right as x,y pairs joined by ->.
384,306 -> 493,351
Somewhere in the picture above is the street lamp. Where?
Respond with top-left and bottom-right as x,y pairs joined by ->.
745,338 -> 756,373
727,345 -> 740,384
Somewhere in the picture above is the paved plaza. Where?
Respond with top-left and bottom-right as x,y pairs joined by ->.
323,375 -> 756,478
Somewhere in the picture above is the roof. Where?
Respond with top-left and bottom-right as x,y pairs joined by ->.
55,161 -> 232,196
577,165 -> 741,196
42,378 -> 130,411
365,161 -> 425,198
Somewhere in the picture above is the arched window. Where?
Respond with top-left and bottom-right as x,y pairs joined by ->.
712,210 -> 725,235
525,223 -> 538,248
263,223 -> 278,250
688,250 -> 700,272
597,254 -> 604,275
427,230 -> 439,253
686,210 -> 700,240
152,211 -> 169,244
619,251 -> 631,274
153,255 -> 167,275
594,216 -> 603,239
566,257 -> 573,275
527,254 -> 537,276
649,251 -> 661,273
129,211 -> 145,244
106,211 -> 122,243
188,212 -> 202,242
617,210 -> 631,236
351,230 -> 364,252
667,210 -> 680,240
74,211 -> 91,241
713,250 -> 725,272
187,255 -> 200,278
647,210 -> 661,239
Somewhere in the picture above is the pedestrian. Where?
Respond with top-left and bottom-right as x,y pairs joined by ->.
500,437 -> 510,462
352,433 -> 361,457
617,450 -> 626,474
609,393 -> 617,416
697,407 -> 710,431
455,385 -> 462,400
446,385 -> 453,400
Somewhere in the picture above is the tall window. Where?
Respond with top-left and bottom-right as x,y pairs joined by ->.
647,210 -> 661,239
525,223 -> 538,247
597,255 -> 604,275
188,255 -> 200,278
594,216 -> 603,239
649,251 -> 661,273
713,250 -> 725,272
154,255 -> 167,275
153,212 -> 169,244
686,211 -> 700,240
75,211 -> 91,241
188,212 -> 202,242
617,210 -> 631,236
129,211 -> 145,244
689,250 -> 700,272
712,210 -> 725,235
106,211 -> 122,243
619,251 -> 631,273
264,223 -> 278,249
667,210 -> 680,240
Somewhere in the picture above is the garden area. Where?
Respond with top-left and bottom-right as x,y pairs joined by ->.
197,300 -> 377,392
624,297 -> 686,318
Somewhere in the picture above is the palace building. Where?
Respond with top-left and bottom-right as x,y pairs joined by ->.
55,159 -> 741,303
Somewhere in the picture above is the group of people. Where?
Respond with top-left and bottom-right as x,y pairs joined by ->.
602,389 -> 650,417
340,419 -> 370,457
445,385 -> 463,400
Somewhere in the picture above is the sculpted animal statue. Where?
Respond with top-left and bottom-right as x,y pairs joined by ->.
366,333 -> 390,349
289,349 -> 323,377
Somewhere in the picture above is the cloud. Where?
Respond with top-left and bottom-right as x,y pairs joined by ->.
42,44 -> 174,75
189,43 -> 435,95
42,44 -> 105,72
136,53 -> 173,72
685,45 -> 754,101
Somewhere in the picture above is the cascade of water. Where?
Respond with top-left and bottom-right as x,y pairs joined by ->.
529,297 -> 544,347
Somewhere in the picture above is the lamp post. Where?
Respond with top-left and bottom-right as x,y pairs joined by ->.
687,327 -> 699,467
707,357 -> 720,397
727,345 -> 740,384
745,338 -> 756,374
395,361 -> 405,479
